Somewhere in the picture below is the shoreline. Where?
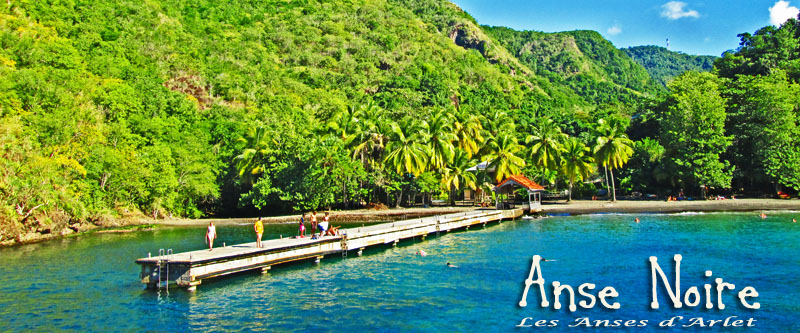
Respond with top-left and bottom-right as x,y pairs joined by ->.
154,206 -> 478,226
3,199 -> 799,248
541,198 -> 800,215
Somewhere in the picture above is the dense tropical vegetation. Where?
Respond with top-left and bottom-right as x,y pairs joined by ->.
624,45 -> 716,87
1,0 -> 798,243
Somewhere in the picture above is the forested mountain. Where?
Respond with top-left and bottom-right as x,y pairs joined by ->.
484,27 -> 657,107
1,0 -> 797,244
623,45 -> 716,87
0,0 -> 617,240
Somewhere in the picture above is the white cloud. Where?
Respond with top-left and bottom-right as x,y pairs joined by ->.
769,1 -> 800,26
661,1 -> 700,20
607,25 -> 622,36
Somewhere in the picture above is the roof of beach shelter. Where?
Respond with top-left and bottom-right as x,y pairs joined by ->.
494,174 -> 545,192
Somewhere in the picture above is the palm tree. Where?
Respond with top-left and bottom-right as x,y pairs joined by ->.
327,104 -> 362,146
593,118 -> 634,202
526,117 -> 567,187
424,109 -> 456,171
487,133 -> 526,183
561,137 -> 595,202
478,110 -> 515,157
234,125 -> 275,184
442,149 -> 478,205
453,106 -> 484,158
384,117 -> 429,207
352,102 -> 388,169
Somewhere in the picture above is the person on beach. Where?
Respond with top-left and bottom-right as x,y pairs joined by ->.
206,221 -> 216,251
310,211 -> 318,237
254,217 -> 264,248
298,213 -> 306,238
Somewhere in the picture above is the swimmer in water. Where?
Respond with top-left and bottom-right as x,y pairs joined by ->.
793,218 -> 797,223
635,217 -> 640,223
760,213 -> 767,219
446,262 -> 458,268
541,258 -> 557,262
417,250 -> 427,257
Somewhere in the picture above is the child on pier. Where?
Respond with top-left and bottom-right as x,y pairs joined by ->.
298,213 -> 306,238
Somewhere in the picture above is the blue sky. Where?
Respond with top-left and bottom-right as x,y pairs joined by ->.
449,0 -> 800,56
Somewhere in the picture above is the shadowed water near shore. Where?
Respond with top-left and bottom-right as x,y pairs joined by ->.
1,212 -> 799,331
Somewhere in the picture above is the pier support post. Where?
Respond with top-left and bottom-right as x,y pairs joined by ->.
315,255 -> 323,264
421,234 -> 426,241
261,266 -> 271,274
357,248 -> 364,256
186,280 -> 201,292
392,240 -> 398,247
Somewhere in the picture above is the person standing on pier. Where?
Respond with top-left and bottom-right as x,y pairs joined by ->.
298,213 -> 307,238
254,217 -> 264,248
206,221 -> 217,251
310,211 -> 318,237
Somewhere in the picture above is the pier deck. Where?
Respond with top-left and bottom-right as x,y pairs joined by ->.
136,208 -> 523,290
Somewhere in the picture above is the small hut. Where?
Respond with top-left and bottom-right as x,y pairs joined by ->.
493,175 -> 545,212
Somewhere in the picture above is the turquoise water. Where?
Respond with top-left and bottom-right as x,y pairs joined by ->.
1,213 -> 799,331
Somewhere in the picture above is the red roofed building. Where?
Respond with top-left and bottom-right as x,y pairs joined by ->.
493,175 -> 545,211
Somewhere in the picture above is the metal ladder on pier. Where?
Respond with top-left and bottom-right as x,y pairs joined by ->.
157,249 -> 173,292
340,234 -> 348,258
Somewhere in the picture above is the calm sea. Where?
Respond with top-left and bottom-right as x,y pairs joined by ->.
1,212 -> 798,331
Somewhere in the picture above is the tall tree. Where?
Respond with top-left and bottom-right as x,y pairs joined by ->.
442,149 -> 478,205
593,118 -> 634,202
479,110 -> 515,157
424,108 -> 456,171
659,71 -> 732,192
725,70 -> 800,191
561,137 -> 594,202
453,106 -> 484,157
487,133 -> 526,183
234,126 -> 275,184
352,102 -> 388,169
384,118 -> 429,207
526,117 -> 567,186
327,105 -> 363,147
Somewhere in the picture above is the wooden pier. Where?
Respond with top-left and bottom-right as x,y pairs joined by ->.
135,209 -> 523,291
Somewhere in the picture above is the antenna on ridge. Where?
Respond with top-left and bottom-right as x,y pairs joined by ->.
666,38 -> 670,51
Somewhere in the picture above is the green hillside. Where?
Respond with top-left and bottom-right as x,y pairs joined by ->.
484,27 -> 658,108
623,45 -> 716,87
0,0 -> 577,240
2,0 -> 797,244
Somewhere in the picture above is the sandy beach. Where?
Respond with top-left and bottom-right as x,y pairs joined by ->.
541,198 -> 800,215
